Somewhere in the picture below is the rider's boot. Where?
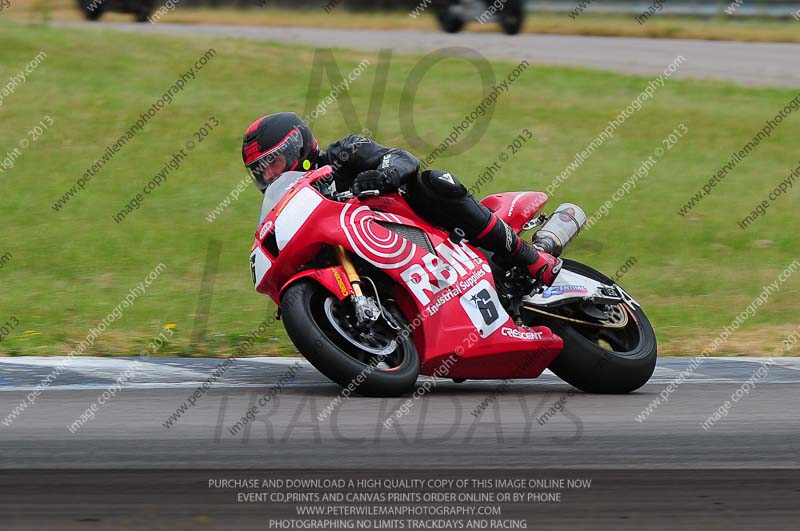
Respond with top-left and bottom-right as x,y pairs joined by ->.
473,213 -> 562,287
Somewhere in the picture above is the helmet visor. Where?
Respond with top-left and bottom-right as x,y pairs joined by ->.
246,128 -> 304,190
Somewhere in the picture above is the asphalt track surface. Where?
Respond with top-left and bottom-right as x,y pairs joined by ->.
1,356 -> 799,469
2,357 -> 798,529
53,21 -> 800,87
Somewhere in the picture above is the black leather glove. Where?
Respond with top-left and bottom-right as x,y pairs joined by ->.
352,169 -> 398,196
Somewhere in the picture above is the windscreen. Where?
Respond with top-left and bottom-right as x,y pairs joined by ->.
258,171 -> 305,224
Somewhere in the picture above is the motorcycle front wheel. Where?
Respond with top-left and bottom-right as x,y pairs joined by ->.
281,280 -> 420,397
534,259 -> 657,394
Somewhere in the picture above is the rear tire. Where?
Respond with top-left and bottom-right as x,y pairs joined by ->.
543,260 -> 657,394
281,280 -> 420,397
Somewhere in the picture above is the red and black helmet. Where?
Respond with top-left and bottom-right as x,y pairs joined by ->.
241,112 -> 318,191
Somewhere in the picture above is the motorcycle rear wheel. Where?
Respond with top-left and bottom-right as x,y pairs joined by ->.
537,260 -> 657,394
281,280 -> 420,397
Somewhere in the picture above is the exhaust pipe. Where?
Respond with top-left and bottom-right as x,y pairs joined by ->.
532,203 -> 586,257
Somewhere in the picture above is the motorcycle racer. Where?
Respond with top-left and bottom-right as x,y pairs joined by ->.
241,112 -> 561,286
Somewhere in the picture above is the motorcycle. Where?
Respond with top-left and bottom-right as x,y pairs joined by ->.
250,165 -> 657,397
434,0 -> 526,35
76,0 -> 155,23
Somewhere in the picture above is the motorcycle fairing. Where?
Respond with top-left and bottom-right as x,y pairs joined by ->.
480,191 -> 548,233
252,167 -> 563,380
278,266 -> 354,301
523,267 -> 640,308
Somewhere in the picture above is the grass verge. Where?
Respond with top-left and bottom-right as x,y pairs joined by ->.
0,22 -> 798,357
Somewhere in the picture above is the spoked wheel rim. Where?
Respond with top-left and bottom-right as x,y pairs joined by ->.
567,302 -> 646,359
311,294 -> 410,373
323,297 -> 396,356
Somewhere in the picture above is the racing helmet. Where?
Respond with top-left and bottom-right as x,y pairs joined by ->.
241,112 -> 318,191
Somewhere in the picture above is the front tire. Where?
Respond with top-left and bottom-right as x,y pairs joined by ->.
281,280 -> 420,397
543,260 -> 657,393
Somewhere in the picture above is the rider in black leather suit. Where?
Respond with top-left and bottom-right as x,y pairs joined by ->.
242,112 -> 560,285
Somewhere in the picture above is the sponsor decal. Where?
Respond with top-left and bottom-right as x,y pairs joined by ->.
258,220 -> 273,240
340,205 -> 417,270
343,207 -> 495,319
541,284 -> 589,299
439,172 -> 455,185
249,247 -> 272,288
459,280 -> 508,338
503,220 -> 513,252
332,267 -> 349,297
508,192 -> 525,217
422,267 -> 488,316
275,188 -> 300,217
400,239 -> 484,306
501,327 -> 543,341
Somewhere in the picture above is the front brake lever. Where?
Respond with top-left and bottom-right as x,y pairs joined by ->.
333,190 -> 380,202
356,190 -> 381,200
333,191 -> 354,201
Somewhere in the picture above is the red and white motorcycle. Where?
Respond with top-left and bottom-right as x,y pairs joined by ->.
251,165 -> 656,397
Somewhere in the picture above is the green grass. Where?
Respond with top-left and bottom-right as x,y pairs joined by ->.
0,22 -> 798,357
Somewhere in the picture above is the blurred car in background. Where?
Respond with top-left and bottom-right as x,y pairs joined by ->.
76,0 -> 156,22
435,0 -> 525,35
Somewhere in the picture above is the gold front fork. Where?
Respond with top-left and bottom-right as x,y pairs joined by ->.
335,245 -> 363,297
